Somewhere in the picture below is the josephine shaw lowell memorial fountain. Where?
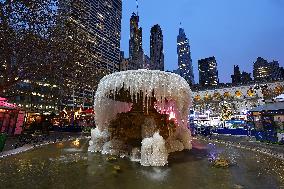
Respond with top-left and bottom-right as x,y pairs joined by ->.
88,70 -> 192,166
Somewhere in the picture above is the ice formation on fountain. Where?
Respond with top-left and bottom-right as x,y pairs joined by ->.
141,132 -> 168,166
88,69 -> 192,166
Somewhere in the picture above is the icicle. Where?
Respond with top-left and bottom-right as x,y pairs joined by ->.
146,91 -> 149,114
142,90 -> 145,112
163,83 -> 166,103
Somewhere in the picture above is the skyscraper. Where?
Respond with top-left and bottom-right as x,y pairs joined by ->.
177,28 -> 194,86
198,56 -> 219,87
143,54 -> 151,69
253,57 -> 283,82
150,24 -> 164,71
71,0 -> 122,73
58,0 -> 122,109
241,71 -> 252,84
119,53 -> 148,71
253,57 -> 270,82
231,65 -> 241,84
270,60 -> 283,81
129,12 -> 143,69
231,65 -> 252,84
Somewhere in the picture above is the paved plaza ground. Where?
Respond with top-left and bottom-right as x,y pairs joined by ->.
1,131 -> 83,153
199,134 -> 284,160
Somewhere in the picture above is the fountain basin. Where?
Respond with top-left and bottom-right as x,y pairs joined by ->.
0,139 -> 283,189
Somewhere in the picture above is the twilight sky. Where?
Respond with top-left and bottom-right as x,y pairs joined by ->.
120,0 -> 284,83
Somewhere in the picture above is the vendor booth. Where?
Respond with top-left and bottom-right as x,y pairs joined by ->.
248,102 -> 284,143
0,97 -> 25,136
52,107 -> 95,132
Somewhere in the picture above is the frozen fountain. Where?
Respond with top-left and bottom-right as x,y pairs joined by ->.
88,69 -> 192,166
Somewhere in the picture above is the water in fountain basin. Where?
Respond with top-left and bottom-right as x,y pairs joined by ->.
0,139 -> 283,189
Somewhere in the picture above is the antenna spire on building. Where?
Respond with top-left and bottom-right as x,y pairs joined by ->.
136,0 -> 139,15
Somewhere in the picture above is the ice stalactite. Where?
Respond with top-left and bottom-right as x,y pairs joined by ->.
94,70 -> 191,130
88,128 -> 109,153
166,126 -> 192,153
94,98 -> 132,131
130,147 -> 141,162
101,139 -> 128,158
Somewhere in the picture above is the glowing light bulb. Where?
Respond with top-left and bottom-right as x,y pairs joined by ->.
169,111 -> 175,120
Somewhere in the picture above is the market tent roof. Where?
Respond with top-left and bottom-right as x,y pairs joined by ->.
83,108 -> 94,114
0,106 -> 17,110
275,94 -> 284,100
0,97 -> 18,109
250,102 -> 284,112
0,97 -> 7,101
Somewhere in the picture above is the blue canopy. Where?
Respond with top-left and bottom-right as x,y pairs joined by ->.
250,102 -> 284,112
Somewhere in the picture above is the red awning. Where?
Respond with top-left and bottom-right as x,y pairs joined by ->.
83,108 -> 94,114
0,97 -> 18,109
0,97 -> 8,101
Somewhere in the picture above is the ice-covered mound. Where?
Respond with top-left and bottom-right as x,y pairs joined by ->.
141,132 -> 168,166
88,128 -> 109,153
88,69 -> 192,166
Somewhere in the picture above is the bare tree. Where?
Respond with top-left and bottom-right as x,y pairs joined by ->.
0,0 -> 57,94
0,0 -> 106,106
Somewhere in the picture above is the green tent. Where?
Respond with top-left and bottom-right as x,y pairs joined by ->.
0,133 -> 6,152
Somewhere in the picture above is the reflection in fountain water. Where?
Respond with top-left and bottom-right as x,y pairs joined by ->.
72,139 -> 80,147
207,143 -> 221,162
207,142 -> 239,167
63,139 -> 89,153
141,167 -> 170,181
223,144 -> 239,165
49,153 -> 87,163
64,148 -> 83,152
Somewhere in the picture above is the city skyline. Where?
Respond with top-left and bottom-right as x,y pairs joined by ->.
120,0 -> 284,83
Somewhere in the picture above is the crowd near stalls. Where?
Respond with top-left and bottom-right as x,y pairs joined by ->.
0,97 -> 55,136
0,96 -> 96,151
248,100 -> 284,143
51,108 -> 95,132
23,113 -> 55,135
1,96 -> 96,136
192,114 -> 249,137
22,107 -> 96,133
0,97 -> 25,151
192,94 -> 284,144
